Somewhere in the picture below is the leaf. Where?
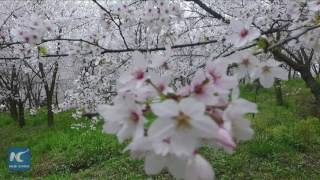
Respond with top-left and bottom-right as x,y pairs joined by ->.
314,12 -> 320,24
39,47 -> 47,56
257,37 -> 269,50
159,94 -> 167,101
144,111 -> 157,128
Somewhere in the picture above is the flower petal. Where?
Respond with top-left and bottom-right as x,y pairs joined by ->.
103,121 -> 122,134
191,116 -> 219,138
185,154 -> 214,180
171,130 -> 198,157
144,154 -> 166,175
167,155 -> 188,179
259,74 -> 274,88
179,98 -> 205,117
215,128 -> 236,150
148,118 -> 175,140
119,72 -> 133,84
233,118 -> 254,141
232,99 -> 258,115
117,123 -> 135,143
151,100 -> 179,117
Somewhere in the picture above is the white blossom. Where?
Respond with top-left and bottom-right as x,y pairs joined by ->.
227,18 -> 260,47
252,61 -> 288,88
150,98 -> 219,157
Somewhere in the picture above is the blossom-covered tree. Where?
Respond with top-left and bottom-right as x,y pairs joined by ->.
1,0 -> 320,179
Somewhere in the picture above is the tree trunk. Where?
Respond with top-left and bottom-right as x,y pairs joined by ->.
47,97 -> 54,127
317,65 -> 320,79
300,71 -> 320,113
288,67 -> 292,80
38,61 -> 58,127
272,49 -> 319,107
9,98 -> 18,121
274,79 -> 284,106
35,87 -> 41,107
17,99 -> 25,128
55,80 -> 59,107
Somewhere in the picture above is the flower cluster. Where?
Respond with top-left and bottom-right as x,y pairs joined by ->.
29,107 -> 40,116
2,0 -> 313,179
141,0 -> 182,31
108,0 -> 182,31
285,0 -> 320,50
230,50 -> 288,88
72,110 -> 83,120
70,116 -> 99,131
97,51 -> 260,179
0,104 -> 6,112
15,15 -> 54,45
308,0 -> 320,12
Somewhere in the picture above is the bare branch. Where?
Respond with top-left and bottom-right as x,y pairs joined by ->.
185,0 -> 230,24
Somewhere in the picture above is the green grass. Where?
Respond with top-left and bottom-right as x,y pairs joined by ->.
1,80 -> 320,179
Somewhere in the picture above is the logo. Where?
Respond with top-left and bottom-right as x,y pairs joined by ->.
8,147 -> 31,171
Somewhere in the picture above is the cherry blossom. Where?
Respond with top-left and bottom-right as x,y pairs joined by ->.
146,153 -> 190,179
230,50 -> 259,79
308,0 -> 320,12
126,137 -> 214,180
223,88 -> 257,141
149,46 -> 172,68
118,52 -> 149,93
300,29 -> 320,50
15,15 -> 54,45
149,98 -> 219,157
252,61 -> 288,88
148,72 -> 173,94
97,96 -> 145,142
185,154 -> 215,180
3,0 -> 315,179
190,70 -> 218,105
227,18 -> 260,47
205,59 -> 238,95
286,1 -> 301,20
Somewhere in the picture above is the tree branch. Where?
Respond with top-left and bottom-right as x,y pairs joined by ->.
185,0 -> 229,23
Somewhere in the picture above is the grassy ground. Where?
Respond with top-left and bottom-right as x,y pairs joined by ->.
0,80 -> 320,179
